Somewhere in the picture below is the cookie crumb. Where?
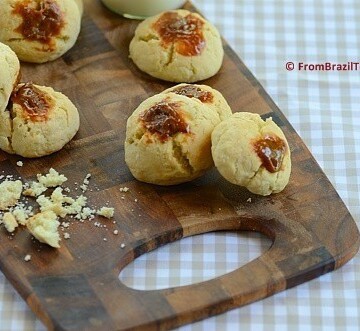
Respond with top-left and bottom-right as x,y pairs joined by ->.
64,232 -> 70,239
119,187 -> 129,192
37,168 -> 67,188
113,230 -> 119,235
24,254 -> 31,262
96,207 -> 114,219
16,161 -> 23,167
0,180 -> 23,210
26,211 -> 60,248
3,212 -> 19,233
120,243 -> 126,248
246,198 -> 252,203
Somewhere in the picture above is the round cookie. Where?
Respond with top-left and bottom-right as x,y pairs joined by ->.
0,0 -> 82,63
0,42 -> 21,153
162,84 -> 232,121
211,112 -> 291,196
125,93 -> 221,185
129,9 -> 224,83
1,83 -> 80,157
0,42 -> 20,111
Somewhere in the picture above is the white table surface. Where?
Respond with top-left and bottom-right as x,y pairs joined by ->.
1,0 -> 359,330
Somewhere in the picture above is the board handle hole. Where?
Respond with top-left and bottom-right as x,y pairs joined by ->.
119,231 -> 272,290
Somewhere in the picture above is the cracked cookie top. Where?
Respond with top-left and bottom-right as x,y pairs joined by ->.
169,85 -> 213,103
162,83 -> 232,121
125,92 -> 221,185
211,112 -> 291,196
0,0 -> 82,63
129,9 -> 224,83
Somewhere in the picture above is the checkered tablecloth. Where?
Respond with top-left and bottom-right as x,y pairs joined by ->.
1,0 -> 359,330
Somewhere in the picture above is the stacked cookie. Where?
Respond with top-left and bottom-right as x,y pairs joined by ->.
0,0 -> 83,63
125,84 -> 231,185
0,42 -> 80,157
125,83 -> 291,195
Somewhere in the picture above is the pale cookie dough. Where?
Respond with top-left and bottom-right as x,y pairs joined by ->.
162,84 -> 232,121
0,83 -> 80,157
2,212 -> 18,233
72,0 -> 83,15
0,0 -> 82,63
211,112 -> 291,196
129,9 -> 224,83
125,93 -> 221,185
26,210 -> 60,248
0,42 -> 21,150
0,180 -> 23,210
0,42 -> 20,111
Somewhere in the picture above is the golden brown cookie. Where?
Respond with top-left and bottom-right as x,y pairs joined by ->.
211,112 -> 291,195
0,0 -> 82,63
0,42 -> 21,152
129,9 -> 224,82
125,93 -> 221,185
1,83 -> 80,157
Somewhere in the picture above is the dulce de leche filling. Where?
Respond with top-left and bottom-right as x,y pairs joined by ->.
254,135 -> 286,173
13,0 -> 64,47
140,100 -> 189,142
153,12 -> 205,56
171,85 -> 213,103
11,83 -> 52,122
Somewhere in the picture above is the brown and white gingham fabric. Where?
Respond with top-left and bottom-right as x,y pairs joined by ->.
1,0 -> 359,330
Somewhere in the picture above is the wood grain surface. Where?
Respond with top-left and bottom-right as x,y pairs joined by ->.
0,1 -> 359,330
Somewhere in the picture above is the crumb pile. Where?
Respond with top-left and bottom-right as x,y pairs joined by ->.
0,167 -> 114,248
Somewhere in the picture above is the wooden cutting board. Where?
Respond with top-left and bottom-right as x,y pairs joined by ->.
0,1 -> 359,330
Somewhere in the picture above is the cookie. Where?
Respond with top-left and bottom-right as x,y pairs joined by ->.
0,0 -> 82,63
162,84 -> 232,121
125,93 -> 221,185
0,42 -> 21,153
1,83 -> 80,157
211,112 -> 291,196
0,42 -> 20,112
129,9 -> 224,83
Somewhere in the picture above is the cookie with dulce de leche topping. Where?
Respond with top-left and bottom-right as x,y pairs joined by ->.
129,9 -> 224,83
211,112 -> 292,196
0,0 -> 82,63
125,93 -> 221,185
1,83 -> 79,157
